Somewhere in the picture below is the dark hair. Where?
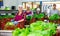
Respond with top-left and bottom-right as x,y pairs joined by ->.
53,4 -> 56,6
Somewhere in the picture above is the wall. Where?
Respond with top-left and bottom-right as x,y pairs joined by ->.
3,0 -> 54,9
3,0 -> 18,9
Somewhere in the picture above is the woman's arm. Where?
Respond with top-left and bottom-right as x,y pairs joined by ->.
18,19 -> 24,22
17,13 -> 26,22
31,11 -> 33,16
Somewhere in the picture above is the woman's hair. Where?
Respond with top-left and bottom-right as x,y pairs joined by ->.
36,8 -> 40,11
18,5 -> 23,10
18,5 -> 23,8
27,5 -> 30,8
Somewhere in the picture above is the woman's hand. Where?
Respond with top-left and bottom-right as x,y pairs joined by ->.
13,21 -> 19,25
12,19 -> 24,25
26,14 -> 32,17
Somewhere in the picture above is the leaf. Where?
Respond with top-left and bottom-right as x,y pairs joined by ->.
49,14 -> 59,20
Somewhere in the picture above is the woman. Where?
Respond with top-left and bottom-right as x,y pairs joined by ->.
11,5 -> 25,28
25,5 -> 33,16
36,8 -> 40,14
24,5 -> 33,25
35,5 -> 41,14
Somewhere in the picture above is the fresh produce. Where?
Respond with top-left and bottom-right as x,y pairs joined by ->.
13,21 -> 57,36
0,16 -> 3,19
30,21 -> 57,31
26,16 -> 33,21
33,13 -> 45,19
4,15 -> 14,18
0,15 -> 14,19
13,28 -> 30,36
31,8 -> 35,11
5,22 -> 14,26
12,28 -> 21,36
8,15 -> 15,18
4,22 -> 15,30
49,14 -> 59,20
4,7 -> 10,10
33,14 -> 38,19
18,28 -> 30,36
0,15 -> 14,30
38,13 -> 45,19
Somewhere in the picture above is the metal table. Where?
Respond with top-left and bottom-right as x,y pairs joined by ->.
0,30 -> 13,36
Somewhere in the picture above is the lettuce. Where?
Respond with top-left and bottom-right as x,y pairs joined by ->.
12,28 -> 21,36
12,21 -> 57,36
38,13 -> 45,18
6,22 -> 14,26
33,13 -> 45,19
26,16 -> 33,21
49,14 -> 59,20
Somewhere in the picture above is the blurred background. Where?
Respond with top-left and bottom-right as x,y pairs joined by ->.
0,0 -> 60,36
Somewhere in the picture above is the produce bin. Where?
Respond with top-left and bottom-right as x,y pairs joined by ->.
4,25 -> 17,30
0,30 -> 12,36
58,19 -> 60,24
55,26 -> 60,36
25,18 -> 36,25
0,24 -> 60,36
0,30 -> 59,36
49,20 -> 58,24
30,18 -> 36,24
1,18 -> 13,30
38,18 -> 44,21
17,21 -> 25,28
4,21 -> 25,30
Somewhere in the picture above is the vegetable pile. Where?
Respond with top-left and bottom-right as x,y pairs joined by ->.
0,15 -> 14,19
4,22 -> 15,30
5,22 -> 14,26
38,13 -> 45,18
26,16 -> 33,21
49,14 -> 59,20
33,14 -> 38,19
13,21 -> 57,36
33,13 -> 45,19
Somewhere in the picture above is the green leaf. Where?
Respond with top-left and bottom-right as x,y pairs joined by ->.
49,14 -> 59,20
12,21 -> 57,36
38,13 -> 45,18
6,22 -> 14,26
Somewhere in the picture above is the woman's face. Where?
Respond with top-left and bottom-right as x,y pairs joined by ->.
27,7 -> 30,10
18,7 -> 23,11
